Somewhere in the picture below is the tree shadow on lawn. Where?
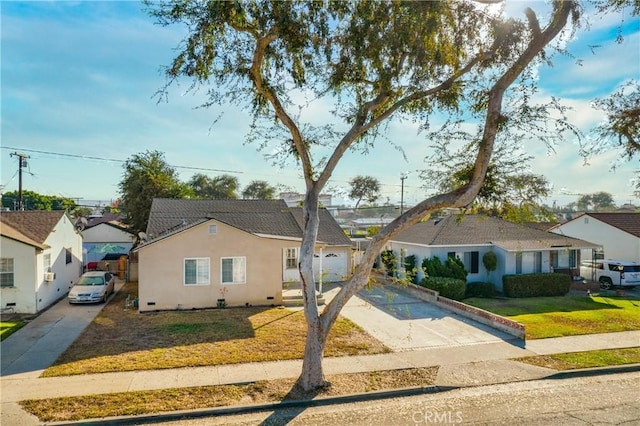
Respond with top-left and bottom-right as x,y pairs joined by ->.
45,284 -> 310,374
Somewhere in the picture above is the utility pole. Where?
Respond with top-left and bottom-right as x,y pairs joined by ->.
400,173 -> 407,215
10,152 -> 30,210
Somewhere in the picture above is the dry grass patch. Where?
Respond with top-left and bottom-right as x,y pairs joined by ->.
515,347 -> 640,370
44,282 -> 389,377
22,367 -> 438,422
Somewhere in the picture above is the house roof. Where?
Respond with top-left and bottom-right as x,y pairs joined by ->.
0,210 -> 68,248
145,199 -> 351,246
392,214 -> 599,252
560,212 -> 640,238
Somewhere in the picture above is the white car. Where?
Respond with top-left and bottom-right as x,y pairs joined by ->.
579,259 -> 640,290
68,271 -> 115,304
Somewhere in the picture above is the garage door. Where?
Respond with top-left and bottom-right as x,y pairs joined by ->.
313,250 -> 348,282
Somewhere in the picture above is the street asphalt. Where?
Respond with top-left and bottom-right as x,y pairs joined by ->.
1,280 -> 639,426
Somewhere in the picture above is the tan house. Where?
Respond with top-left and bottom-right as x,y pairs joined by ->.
135,199 -> 352,312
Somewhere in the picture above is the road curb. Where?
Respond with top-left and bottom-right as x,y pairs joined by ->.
48,363 -> 640,425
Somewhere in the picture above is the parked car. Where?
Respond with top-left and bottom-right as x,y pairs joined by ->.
68,271 -> 115,304
579,259 -> 640,289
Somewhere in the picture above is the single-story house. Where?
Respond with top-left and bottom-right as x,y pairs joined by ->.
135,199 -> 353,312
549,212 -> 640,263
387,214 -> 600,291
80,213 -> 135,274
0,210 -> 83,313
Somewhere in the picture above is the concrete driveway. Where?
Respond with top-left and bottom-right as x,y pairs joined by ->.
323,283 -> 516,351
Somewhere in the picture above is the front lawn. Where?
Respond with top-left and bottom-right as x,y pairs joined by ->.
43,282 -> 390,377
465,295 -> 640,339
515,347 -> 640,370
1,320 -> 25,341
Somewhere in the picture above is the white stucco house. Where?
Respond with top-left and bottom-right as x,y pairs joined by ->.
549,213 -> 640,263
387,214 -> 600,291
0,211 -> 83,313
81,213 -> 135,267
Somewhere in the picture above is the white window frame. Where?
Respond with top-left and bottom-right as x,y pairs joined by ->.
208,224 -> 218,235
285,248 -> 298,270
44,253 -> 52,271
221,257 -> 246,285
183,257 -> 210,286
0,258 -> 14,287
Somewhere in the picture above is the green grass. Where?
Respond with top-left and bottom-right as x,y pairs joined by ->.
515,347 -> 640,370
464,295 -> 640,339
1,320 -> 25,341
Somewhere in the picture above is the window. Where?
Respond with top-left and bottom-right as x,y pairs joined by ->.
515,253 -> 523,274
65,248 -> 72,264
0,258 -> 14,287
286,248 -> 298,270
44,253 -> 51,271
447,252 -> 456,259
463,251 -> 479,274
552,250 -> 577,269
221,257 -> 246,284
208,224 -> 217,235
184,258 -> 210,285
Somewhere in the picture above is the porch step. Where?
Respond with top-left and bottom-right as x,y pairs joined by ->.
282,293 -> 326,307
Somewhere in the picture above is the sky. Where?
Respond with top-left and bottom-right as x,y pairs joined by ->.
1,1 -> 639,210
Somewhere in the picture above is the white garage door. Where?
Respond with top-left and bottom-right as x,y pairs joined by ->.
313,250 -> 348,282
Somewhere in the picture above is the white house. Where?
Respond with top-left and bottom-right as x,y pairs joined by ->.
81,214 -> 135,265
387,214 -> 600,291
549,212 -> 640,263
0,211 -> 83,313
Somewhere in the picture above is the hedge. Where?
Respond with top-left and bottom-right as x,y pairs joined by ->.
502,273 -> 571,298
465,282 -> 496,298
419,276 -> 466,301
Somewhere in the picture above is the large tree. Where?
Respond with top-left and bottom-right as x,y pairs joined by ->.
576,191 -> 617,211
1,190 -> 77,211
119,150 -> 192,236
189,173 -> 239,199
348,175 -> 381,210
242,180 -> 276,199
148,0 -> 579,390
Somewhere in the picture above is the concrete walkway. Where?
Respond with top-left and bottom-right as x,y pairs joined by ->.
1,281 -> 639,425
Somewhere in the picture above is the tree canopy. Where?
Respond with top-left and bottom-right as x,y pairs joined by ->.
189,173 -> 239,199
242,180 -> 276,199
348,175 -> 381,210
148,0 -> 581,391
119,150 -> 192,235
1,190 -> 77,212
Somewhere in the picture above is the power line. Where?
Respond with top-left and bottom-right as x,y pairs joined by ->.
0,146 -> 243,175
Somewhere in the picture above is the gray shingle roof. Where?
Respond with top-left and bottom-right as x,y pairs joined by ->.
146,199 -> 351,246
0,211 -> 67,245
393,214 -> 599,251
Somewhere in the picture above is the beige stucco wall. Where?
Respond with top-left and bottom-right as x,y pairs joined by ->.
137,220 -> 296,312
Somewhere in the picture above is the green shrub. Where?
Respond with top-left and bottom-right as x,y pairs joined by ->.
381,249 -> 397,277
404,254 -> 418,284
503,273 -> 571,298
482,251 -> 498,275
422,256 -> 468,281
419,276 -> 466,301
466,282 -> 496,298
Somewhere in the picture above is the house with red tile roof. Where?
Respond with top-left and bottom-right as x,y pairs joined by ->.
134,199 -> 352,312
549,212 -> 640,263
388,214 -> 599,291
0,211 -> 83,313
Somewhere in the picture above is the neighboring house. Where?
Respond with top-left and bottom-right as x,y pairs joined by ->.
135,199 -> 352,312
80,213 -> 135,266
0,211 -> 83,313
387,214 -> 600,291
549,213 -> 640,263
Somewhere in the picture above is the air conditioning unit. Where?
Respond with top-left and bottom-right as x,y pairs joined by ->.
45,272 -> 56,282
